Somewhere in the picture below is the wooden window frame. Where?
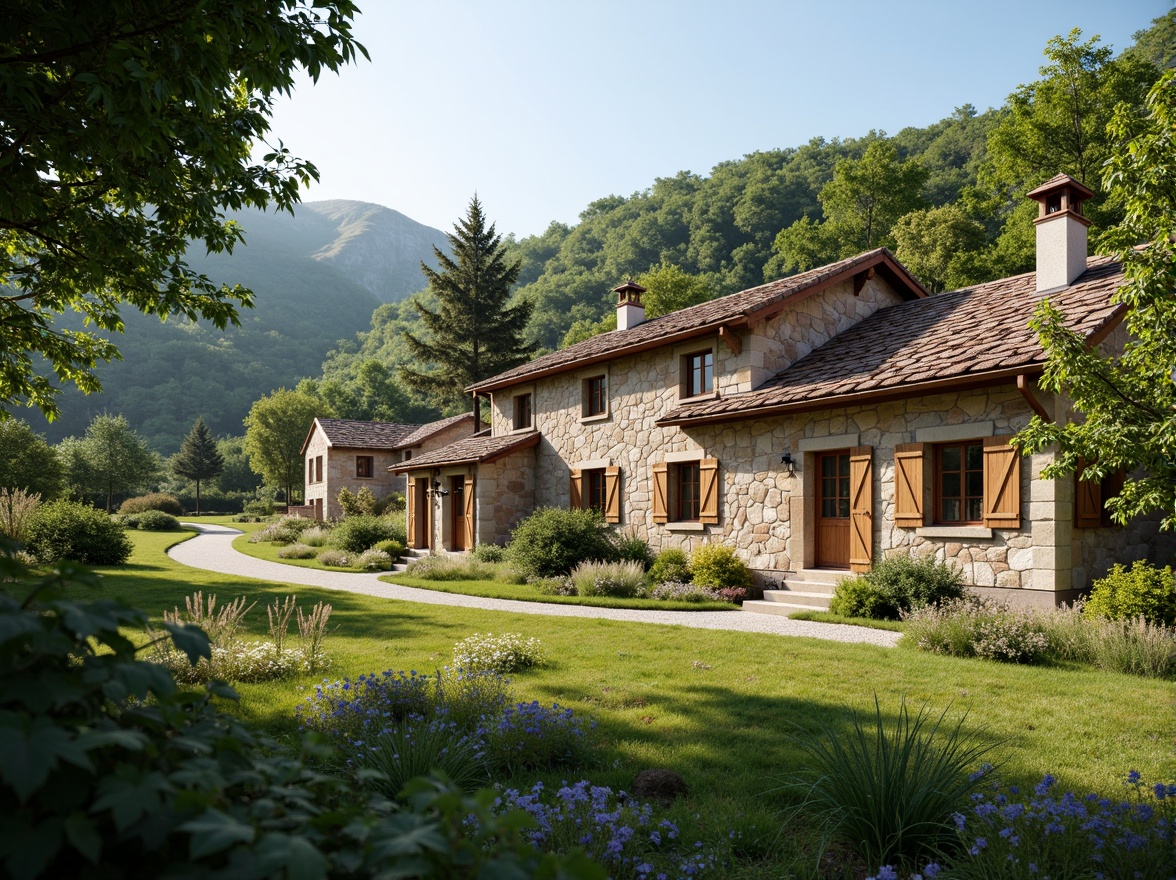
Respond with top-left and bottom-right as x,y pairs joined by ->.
676,461 -> 701,521
585,468 -> 606,513
933,441 -> 985,525
356,455 -> 374,479
682,350 -> 714,398
314,455 -> 323,483
513,393 -> 533,431
584,375 -> 607,418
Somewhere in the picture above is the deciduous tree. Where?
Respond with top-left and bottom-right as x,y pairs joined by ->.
892,205 -> 988,293
0,419 -> 62,499
0,0 -> 365,419
243,389 -> 326,505
1017,72 -> 1176,529
635,262 -> 714,318
171,418 -> 225,516
401,197 -> 536,421
61,414 -> 160,512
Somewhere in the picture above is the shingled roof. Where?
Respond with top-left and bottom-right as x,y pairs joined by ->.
388,431 -> 540,472
658,255 -> 1126,426
393,413 -> 483,449
467,248 -> 926,393
300,418 -> 418,455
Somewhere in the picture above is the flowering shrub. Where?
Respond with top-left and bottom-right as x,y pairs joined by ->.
937,772 -> 1176,879
487,701 -> 595,772
715,587 -> 748,604
972,612 -> 1049,663
318,549 -> 352,567
1085,561 -> 1176,625
356,547 -> 393,571
532,576 -> 577,596
571,559 -> 647,598
278,542 -> 318,559
650,581 -> 721,603
495,780 -> 722,879
298,668 -> 594,774
454,632 -> 544,673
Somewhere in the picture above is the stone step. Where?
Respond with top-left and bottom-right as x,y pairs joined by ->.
791,568 -> 849,586
759,589 -> 834,608
742,599 -> 827,617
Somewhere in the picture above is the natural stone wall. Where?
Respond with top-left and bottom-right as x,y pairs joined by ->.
475,449 -> 535,546
303,430 -> 406,520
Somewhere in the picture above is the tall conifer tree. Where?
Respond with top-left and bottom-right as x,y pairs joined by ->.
401,197 -> 535,424
172,417 -> 225,516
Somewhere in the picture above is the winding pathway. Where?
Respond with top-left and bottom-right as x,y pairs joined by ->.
171,523 -> 901,647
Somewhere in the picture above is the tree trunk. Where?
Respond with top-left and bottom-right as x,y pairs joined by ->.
195,479 -> 201,517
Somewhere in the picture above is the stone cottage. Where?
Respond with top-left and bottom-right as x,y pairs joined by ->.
390,175 -> 1169,609
301,413 -> 479,520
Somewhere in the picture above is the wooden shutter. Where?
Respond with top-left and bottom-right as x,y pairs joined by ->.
463,475 -> 476,549
849,446 -> 873,572
1102,469 -> 1125,527
699,458 -> 720,525
982,436 -> 1021,529
893,443 -> 925,528
604,467 -> 621,523
1074,457 -> 1102,529
406,478 -> 417,548
652,462 -> 668,523
569,469 -> 582,510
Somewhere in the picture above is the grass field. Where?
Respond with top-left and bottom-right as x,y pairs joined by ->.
92,528 -> 1176,874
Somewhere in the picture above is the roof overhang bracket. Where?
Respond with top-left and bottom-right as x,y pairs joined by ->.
1017,374 -> 1052,423
718,324 -> 742,355
853,267 -> 876,297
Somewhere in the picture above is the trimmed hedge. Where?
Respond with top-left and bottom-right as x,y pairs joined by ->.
118,492 -> 184,516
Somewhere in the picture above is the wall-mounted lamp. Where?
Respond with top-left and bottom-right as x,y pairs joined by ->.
780,451 -> 796,476
430,479 -> 449,497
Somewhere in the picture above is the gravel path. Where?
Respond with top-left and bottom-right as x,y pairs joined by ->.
171,523 -> 901,647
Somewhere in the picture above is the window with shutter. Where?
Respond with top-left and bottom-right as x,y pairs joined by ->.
849,446 -> 873,571
569,469 -> 582,510
893,443 -> 924,527
1074,459 -> 1125,528
982,436 -> 1021,529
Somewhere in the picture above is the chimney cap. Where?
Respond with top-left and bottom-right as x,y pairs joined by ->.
612,279 -> 647,296
1026,173 -> 1095,202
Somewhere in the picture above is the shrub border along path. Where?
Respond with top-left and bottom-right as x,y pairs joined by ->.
172,524 -> 900,647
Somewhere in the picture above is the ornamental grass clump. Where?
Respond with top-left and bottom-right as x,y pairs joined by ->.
248,514 -> 314,544
787,695 -> 998,870
571,559 -> 646,598
496,780 -> 723,879
277,542 -> 318,559
317,549 -> 351,567
299,525 -> 332,546
152,591 -> 333,683
355,719 -> 489,797
356,548 -> 392,571
936,772 -> 1176,880
454,632 -> 544,673
406,554 -> 493,580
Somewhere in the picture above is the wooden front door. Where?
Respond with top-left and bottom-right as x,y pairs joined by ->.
408,478 -> 431,550
450,476 -> 468,551
816,450 -> 851,568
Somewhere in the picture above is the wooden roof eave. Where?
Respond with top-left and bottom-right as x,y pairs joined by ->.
387,432 -> 540,473
655,365 -> 1045,428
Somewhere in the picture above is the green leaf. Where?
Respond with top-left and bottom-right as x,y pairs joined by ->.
92,768 -> 172,832
180,808 -> 256,859
0,714 -> 92,801
162,621 -> 212,665
63,813 -> 102,864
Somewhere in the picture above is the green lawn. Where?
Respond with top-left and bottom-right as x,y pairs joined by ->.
88,529 -> 1176,873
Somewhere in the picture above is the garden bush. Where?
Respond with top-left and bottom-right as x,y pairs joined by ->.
331,514 -> 399,553
689,544 -> 752,588
0,557 -> 591,879
23,500 -> 131,565
242,498 -> 275,516
374,538 -> 406,558
113,512 -> 140,529
829,575 -> 887,618
337,485 -> 378,517
648,548 -> 691,585
454,632 -> 545,673
788,695 -> 997,870
570,559 -> 646,598
356,548 -> 393,571
507,507 -> 616,578
1084,561 -> 1176,625
532,576 -> 577,596
118,492 -> 183,516
473,542 -> 506,563
611,528 -> 654,570
318,549 -> 352,567
134,509 -> 181,531
278,542 -> 319,559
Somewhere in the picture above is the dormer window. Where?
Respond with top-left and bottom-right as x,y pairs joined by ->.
683,350 -> 714,398
513,393 -> 533,430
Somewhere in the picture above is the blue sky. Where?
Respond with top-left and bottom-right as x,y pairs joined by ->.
268,1 -> 1168,239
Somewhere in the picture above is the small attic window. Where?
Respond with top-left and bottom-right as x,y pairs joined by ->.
1046,193 -> 1063,214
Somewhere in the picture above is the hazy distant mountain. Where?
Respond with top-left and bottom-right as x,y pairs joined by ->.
24,201 -> 449,452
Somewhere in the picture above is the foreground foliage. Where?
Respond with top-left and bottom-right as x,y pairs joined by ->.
0,547 -> 602,879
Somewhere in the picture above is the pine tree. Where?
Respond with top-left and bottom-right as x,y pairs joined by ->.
172,417 -> 225,516
401,196 -> 535,423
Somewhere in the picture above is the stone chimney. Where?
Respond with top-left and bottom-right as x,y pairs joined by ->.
613,279 -> 647,330
1027,173 -> 1095,292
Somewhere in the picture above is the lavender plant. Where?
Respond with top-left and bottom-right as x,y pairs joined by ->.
495,780 -> 723,879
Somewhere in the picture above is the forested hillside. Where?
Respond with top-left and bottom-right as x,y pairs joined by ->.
23,203 -> 449,451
